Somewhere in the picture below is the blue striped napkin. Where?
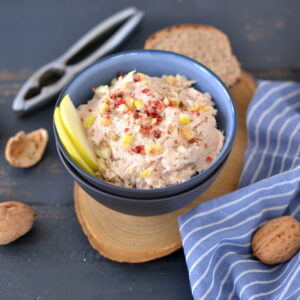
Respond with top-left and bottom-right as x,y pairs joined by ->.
179,81 -> 300,300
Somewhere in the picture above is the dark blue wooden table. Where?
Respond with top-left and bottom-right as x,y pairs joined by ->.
0,1 -> 299,299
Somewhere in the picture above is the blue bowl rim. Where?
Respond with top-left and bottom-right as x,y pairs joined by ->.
57,143 -> 229,203
54,49 -> 237,194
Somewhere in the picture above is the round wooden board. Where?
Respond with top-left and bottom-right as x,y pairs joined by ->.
74,72 -> 256,263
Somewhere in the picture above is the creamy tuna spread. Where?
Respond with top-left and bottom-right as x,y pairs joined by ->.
77,71 -> 224,189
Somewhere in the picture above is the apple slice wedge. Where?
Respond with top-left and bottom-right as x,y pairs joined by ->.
59,95 -> 98,171
54,107 -> 94,175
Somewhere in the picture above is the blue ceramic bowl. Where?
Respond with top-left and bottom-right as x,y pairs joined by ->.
57,144 -> 229,216
54,50 -> 236,199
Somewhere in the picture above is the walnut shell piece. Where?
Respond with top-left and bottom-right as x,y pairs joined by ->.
0,201 -> 35,245
251,216 -> 300,265
5,128 -> 48,168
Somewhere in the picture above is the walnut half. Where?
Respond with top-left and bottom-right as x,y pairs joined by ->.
5,128 -> 48,168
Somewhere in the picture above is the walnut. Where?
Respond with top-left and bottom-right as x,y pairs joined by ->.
252,216 -> 300,265
0,201 -> 35,245
145,144 -> 165,155
5,129 -> 48,168
179,125 -> 195,140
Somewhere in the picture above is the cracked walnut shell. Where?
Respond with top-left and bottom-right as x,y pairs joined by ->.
5,128 -> 48,168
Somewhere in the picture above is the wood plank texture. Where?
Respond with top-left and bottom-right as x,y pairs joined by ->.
0,0 -> 299,299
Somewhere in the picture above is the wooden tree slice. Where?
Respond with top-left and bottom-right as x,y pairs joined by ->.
74,72 -> 256,263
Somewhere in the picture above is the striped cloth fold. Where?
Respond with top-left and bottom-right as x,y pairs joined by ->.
179,81 -> 300,300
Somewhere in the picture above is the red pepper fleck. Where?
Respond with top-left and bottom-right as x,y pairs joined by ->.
204,143 -> 208,148
133,112 -> 140,119
133,74 -> 141,82
135,145 -> 145,154
144,125 -> 153,131
188,138 -> 199,144
105,114 -> 111,119
157,103 -> 163,110
80,118 -> 83,122
88,109 -> 93,112
179,101 -> 184,108
144,104 -> 148,109
152,111 -> 158,118
117,71 -> 125,77
206,156 -> 213,162
157,116 -> 163,122
173,140 -> 178,144
117,99 -> 126,105
142,88 -> 150,94
125,128 -> 130,133
196,112 -> 201,116
91,88 -> 96,92
153,129 -> 162,139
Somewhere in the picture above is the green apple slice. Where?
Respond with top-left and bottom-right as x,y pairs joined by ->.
59,95 -> 98,171
54,107 -> 94,175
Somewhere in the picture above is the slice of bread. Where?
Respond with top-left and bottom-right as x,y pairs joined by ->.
145,24 -> 241,87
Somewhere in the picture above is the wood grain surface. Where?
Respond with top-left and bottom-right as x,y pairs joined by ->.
74,72 -> 256,263
0,0 -> 299,299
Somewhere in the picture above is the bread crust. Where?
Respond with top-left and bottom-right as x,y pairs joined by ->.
145,24 -> 229,48
144,24 -> 241,87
